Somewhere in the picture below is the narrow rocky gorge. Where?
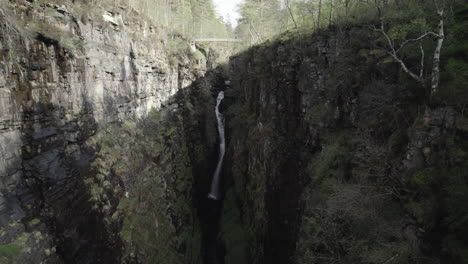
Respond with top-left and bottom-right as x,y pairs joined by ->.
1,1 -> 468,264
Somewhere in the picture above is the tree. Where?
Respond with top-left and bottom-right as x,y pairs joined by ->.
286,0 -> 298,28
373,1 -> 445,96
317,0 -> 322,28
431,3 -> 445,95
236,0 -> 282,43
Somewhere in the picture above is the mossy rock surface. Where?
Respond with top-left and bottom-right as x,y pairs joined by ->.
0,244 -> 21,263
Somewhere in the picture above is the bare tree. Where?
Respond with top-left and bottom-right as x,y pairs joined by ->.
373,3 -> 445,96
286,0 -> 298,28
431,3 -> 445,95
343,0 -> 351,17
317,0 -> 322,28
250,22 -> 263,43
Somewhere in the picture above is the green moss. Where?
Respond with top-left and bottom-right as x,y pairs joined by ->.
0,231 -> 29,263
83,177 -> 94,186
193,50 -> 205,61
27,218 -> 40,227
102,181 -> 111,189
44,7 -> 58,17
96,174 -> 105,182
72,39 -> 85,50
13,232 -> 29,246
15,4 -> 31,14
0,244 -> 21,258
27,19 -> 84,54
309,133 -> 350,182
164,126 -> 177,137
185,102 -> 195,114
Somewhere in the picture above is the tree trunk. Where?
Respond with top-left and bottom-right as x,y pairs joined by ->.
317,0 -> 322,28
431,9 -> 444,96
286,0 -> 298,28
345,0 -> 350,17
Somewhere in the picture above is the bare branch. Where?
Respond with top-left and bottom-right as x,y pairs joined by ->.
286,0 -> 298,28
419,41 -> 425,79
372,24 -> 422,83
396,32 -> 440,53
373,24 -> 396,54
250,22 -> 263,42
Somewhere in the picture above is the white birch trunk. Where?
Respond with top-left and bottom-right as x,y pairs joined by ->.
431,9 -> 445,96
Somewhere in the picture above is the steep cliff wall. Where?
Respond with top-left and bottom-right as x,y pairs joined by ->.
0,2 -> 217,263
224,25 -> 468,264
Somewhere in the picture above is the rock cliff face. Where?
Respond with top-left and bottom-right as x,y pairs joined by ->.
0,2 -> 213,263
223,27 -> 468,264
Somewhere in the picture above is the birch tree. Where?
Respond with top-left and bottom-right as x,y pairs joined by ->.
431,3 -> 445,95
286,0 -> 298,28
374,1 -> 445,96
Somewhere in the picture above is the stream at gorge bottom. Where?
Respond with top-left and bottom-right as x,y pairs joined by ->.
201,198 -> 225,264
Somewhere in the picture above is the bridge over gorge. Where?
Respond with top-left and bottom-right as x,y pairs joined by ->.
193,38 -> 243,43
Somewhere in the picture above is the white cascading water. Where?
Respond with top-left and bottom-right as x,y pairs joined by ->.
207,91 -> 225,200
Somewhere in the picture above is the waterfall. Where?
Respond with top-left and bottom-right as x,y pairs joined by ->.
207,91 -> 225,200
